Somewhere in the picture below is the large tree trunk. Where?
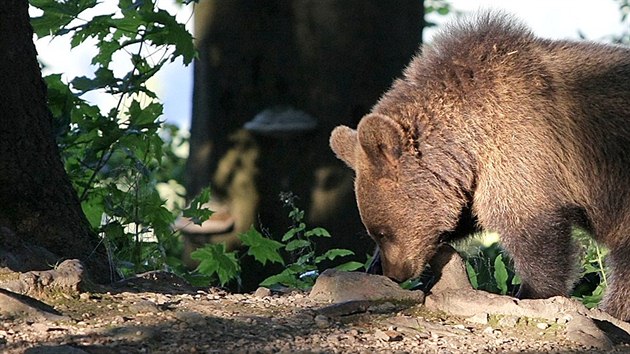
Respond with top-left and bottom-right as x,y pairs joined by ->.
0,0 -> 111,283
186,0 -> 424,290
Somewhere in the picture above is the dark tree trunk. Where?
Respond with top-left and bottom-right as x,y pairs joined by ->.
0,0 -> 111,283
186,0 -> 424,290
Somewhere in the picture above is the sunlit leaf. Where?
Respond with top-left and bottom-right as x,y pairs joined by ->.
239,227 -> 285,266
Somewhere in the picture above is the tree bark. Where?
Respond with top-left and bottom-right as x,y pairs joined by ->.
0,0 -> 111,283
186,0 -> 424,289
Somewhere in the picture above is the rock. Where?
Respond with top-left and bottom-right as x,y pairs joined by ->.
482,326 -> 495,336
30,322 -> 50,333
129,299 -> 160,313
254,287 -> 272,298
385,316 -> 469,338
536,322 -> 549,330
316,300 -> 372,317
425,290 -> 586,322
497,315 -> 519,328
1,259 -> 87,295
374,329 -> 403,342
309,269 -> 424,303
466,313 -> 489,325
565,312 -> 612,350
23,345 -> 89,354
424,288 -> 630,349
314,315 -> 330,329
427,244 -> 472,293
0,288 -> 67,322
368,301 -> 397,313
556,314 -> 573,324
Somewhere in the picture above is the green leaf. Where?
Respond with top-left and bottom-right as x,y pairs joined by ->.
304,227 -> 331,238
285,239 -> 311,252
260,268 -> 300,288
466,261 -> 478,289
239,226 -> 285,266
511,273 -> 521,286
281,223 -> 306,242
191,243 -> 240,286
30,0 -> 99,37
182,187 -> 213,225
400,277 -> 424,290
493,254 -> 509,295
71,67 -> 118,93
334,261 -> 364,272
81,192 -> 104,229
140,9 -> 196,64
288,208 -> 304,222
92,39 -> 120,66
314,248 -> 354,263
127,100 -> 163,128
295,252 -> 314,266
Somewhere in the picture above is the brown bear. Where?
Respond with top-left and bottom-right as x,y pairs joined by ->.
330,12 -> 630,321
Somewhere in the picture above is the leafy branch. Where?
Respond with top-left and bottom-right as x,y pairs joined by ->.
30,0 -> 197,276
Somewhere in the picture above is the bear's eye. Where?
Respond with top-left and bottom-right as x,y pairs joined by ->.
373,231 -> 388,242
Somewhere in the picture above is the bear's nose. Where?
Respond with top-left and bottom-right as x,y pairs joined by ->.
382,260 -> 415,282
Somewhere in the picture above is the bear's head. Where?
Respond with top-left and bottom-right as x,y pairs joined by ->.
330,113 -> 459,282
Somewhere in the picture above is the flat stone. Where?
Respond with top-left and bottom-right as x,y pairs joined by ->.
309,269 -> 424,303
0,288 -> 67,322
129,300 -> 160,313
565,311 -> 612,350
425,289 -> 584,321
424,288 -> 630,349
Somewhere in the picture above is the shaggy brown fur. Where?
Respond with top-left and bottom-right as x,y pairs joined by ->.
330,12 -> 630,321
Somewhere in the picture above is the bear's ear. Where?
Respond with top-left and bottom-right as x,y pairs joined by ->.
357,113 -> 404,168
330,125 -> 358,169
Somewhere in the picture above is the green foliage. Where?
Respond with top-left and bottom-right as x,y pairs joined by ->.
424,0 -> 452,27
239,227 -> 285,266
182,188 -> 213,226
463,241 -> 520,296
30,0 -> 196,277
191,243 -> 240,287
571,227 -> 608,308
424,0 -> 451,16
257,192 -> 363,289
190,192 -> 363,289
493,254 -> 509,295
461,228 -> 609,309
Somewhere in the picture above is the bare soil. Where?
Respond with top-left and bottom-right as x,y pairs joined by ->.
2,269 -> 630,354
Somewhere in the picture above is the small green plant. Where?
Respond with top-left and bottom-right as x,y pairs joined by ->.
256,192 -> 364,289
463,241 -> 520,296
571,226 -> 608,308
190,192 -> 363,289
461,228 -> 609,309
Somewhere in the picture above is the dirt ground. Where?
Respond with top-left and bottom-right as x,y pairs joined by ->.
2,268 -> 630,354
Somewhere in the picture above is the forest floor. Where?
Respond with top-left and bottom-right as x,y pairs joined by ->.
2,265 -> 630,354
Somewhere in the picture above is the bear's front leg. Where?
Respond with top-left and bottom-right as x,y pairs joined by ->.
600,249 -> 630,321
499,210 -> 580,299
